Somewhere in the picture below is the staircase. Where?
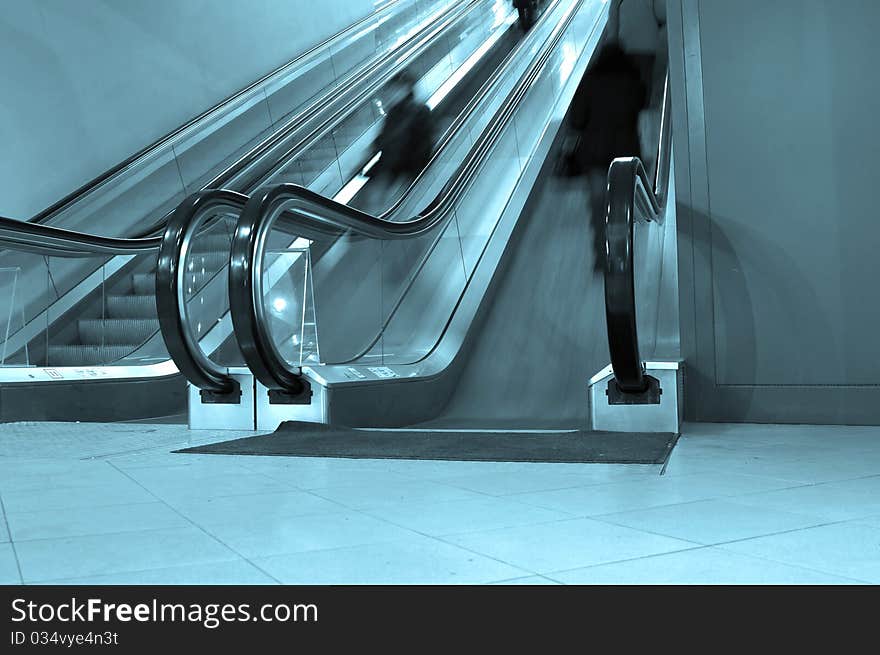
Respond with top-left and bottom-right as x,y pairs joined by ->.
45,231 -> 232,367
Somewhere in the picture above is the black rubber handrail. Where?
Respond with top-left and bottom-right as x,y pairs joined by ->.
156,191 -> 250,394
25,0 -> 406,226
603,72 -> 672,393
228,0 -> 584,394
0,215 -> 160,257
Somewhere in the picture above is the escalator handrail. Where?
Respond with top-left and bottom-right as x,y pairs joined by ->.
227,0 -> 586,393
0,0 -> 481,258
0,215 -> 160,257
156,191 -> 251,394
604,71 -> 672,393
24,0 -> 408,226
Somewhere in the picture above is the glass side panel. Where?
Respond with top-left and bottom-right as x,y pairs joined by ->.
180,212 -> 241,367
309,232 -> 382,364
0,248 -> 170,368
262,245 -> 320,368
0,0 -> 459,376
0,264 -> 47,367
314,0 -> 607,368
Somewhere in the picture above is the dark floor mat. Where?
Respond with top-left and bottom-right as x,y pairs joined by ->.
177,421 -> 679,464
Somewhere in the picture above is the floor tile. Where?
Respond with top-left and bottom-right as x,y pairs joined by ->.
514,472 -> 797,517
38,560 -> 279,585
108,451 -> 254,470
166,490 -> 348,526
854,515 -> 880,529
732,476 -> 880,521
364,496 -> 573,536
438,466 -> 653,496
445,518 -> 696,574
131,471 -> 294,502
202,511 -> 418,559
252,535 -> 529,584
2,481 -> 158,513
594,499 -> 829,545
248,464 -> 412,491
718,457 -> 880,484
0,543 -> 20,584
382,459 -> 530,480
0,463 -> 133,493
15,527 -> 238,582
7,502 -> 189,541
308,479 -> 484,510
122,458 -> 256,478
2,420 -> 879,585
720,522 -> 880,583
549,547 -> 867,584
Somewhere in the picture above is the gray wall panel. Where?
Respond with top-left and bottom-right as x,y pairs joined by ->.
668,0 -> 880,423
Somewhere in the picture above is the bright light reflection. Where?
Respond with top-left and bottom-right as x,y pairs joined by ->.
560,42 -> 577,82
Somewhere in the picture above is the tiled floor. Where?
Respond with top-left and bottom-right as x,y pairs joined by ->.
0,421 -> 878,584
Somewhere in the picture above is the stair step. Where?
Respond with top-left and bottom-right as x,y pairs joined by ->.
191,232 -> 232,251
47,345 -> 136,367
106,295 -> 156,319
132,273 -> 155,295
181,251 -> 228,272
77,318 -> 160,346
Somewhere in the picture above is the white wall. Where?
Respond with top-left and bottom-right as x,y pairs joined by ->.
0,0 -> 375,218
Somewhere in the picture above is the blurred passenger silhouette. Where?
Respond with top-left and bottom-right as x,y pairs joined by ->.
560,44 -> 646,272
608,0 -> 667,174
607,0 -> 666,101
512,0 -> 539,31
356,71 -> 435,215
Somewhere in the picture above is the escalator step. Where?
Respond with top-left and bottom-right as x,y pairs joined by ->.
132,255 -> 226,299
193,233 -> 233,250
46,345 -> 137,367
132,273 -> 156,295
179,252 -> 227,273
77,318 -> 160,345
106,295 -> 156,319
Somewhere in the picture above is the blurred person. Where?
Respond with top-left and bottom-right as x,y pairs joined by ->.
606,0 -> 666,100
355,71 -> 435,215
607,0 -> 667,174
512,0 -> 538,31
559,44 -> 646,272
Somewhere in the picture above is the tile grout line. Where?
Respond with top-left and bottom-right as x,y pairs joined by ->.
266,475 -> 552,579
0,493 -> 25,585
707,543 -> 875,585
343,507 -> 542,581
586,514 -> 852,552
104,461 -> 285,585
539,535 -> 874,585
486,574 -> 561,585
539,543 -> 728,582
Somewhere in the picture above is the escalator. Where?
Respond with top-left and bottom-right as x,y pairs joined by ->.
416,74 -> 674,430
0,0 -> 520,420
164,0 -> 678,435
2,0 -> 674,434
160,0 -> 644,430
